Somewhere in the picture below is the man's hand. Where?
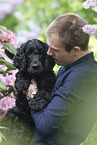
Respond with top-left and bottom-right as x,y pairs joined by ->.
23,79 -> 38,99
28,79 -> 37,91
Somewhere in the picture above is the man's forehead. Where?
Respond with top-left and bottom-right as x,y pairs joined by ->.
47,37 -> 64,51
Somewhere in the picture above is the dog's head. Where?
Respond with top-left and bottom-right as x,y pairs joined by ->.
13,39 -> 55,75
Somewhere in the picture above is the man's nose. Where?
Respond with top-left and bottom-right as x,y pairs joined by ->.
47,47 -> 53,56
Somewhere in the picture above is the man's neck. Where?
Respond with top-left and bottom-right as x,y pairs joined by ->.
78,50 -> 90,58
75,50 -> 90,62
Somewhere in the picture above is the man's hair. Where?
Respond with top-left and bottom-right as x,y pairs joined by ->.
45,13 -> 89,52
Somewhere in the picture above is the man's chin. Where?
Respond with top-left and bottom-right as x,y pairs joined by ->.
55,60 -> 60,65
55,60 -> 63,66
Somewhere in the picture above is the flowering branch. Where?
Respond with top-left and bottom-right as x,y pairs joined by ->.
0,26 -> 15,43
0,26 -> 16,55
82,24 -> 97,38
82,0 -> 97,38
0,26 -> 17,119
0,26 -> 17,92
82,0 -> 97,12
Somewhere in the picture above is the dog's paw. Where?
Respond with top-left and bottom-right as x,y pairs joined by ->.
29,90 -> 53,111
29,97 -> 47,111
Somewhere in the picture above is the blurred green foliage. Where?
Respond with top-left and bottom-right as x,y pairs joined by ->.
0,14 -> 19,32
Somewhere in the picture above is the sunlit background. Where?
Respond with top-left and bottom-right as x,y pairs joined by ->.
0,0 -> 97,52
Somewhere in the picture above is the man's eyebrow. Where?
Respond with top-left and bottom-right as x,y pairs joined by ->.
49,47 -> 60,51
47,44 -> 60,51
48,45 -> 55,50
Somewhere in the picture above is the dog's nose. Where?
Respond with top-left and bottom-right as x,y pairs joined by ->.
32,61 -> 39,69
31,55 -> 40,69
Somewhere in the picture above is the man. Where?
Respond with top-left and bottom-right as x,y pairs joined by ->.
28,13 -> 97,145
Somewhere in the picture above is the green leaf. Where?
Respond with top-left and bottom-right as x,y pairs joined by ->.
0,135 -> 2,143
1,44 -> 6,50
5,49 -> 14,60
0,26 -> 10,34
5,61 -> 16,70
0,79 -> 6,91
0,131 -> 7,143
0,67 -> 6,74
6,44 -> 16,55
0,58 -> 16,70
1,44 -> 16,57
0,126 -> 8,129
7,85 -> 14,93
0,58 -> 5,65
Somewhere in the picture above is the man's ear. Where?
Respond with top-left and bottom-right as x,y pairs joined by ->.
72,46 -> 81,56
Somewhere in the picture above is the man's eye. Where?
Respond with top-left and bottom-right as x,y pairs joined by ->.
50,47 -> 53,50
50,47 -> 54,52
50,47 -> 59,52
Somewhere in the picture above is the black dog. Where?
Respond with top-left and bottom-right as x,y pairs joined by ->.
0,39 -> 56,145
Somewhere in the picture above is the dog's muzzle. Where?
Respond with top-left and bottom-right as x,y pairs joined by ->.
31,55 -> 40,69
28,54 -> 43,74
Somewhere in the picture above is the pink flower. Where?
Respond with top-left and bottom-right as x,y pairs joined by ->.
6,73 -> 16,87
0,65 -> 7,72
82,0 -> 97,12
0,26 -> 16,43
82,24 -> 97,38
0,72 -> 16,87
92,5 -> 97,12
0,43 -> 3,49
0,110 -> 7,118
0,48 -> 4,57
0,97 -> 16,111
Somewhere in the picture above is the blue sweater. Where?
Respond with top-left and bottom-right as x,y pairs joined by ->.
30,52 -> 97,145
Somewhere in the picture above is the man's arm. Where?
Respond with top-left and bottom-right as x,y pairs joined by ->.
30,86 -> 76,135
30,69 -> 97,136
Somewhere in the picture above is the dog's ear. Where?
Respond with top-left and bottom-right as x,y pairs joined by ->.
43,42 -> 55,70
44,54 -> 55,70
13,43 -> 27,71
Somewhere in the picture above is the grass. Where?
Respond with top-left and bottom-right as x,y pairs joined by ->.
81,120 -> 97,145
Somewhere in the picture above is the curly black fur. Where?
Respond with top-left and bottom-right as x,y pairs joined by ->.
0,39 -> 56,145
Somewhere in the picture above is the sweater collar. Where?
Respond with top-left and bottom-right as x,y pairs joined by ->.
64,52 -> 94,70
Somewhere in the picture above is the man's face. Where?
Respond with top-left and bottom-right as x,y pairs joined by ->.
47,35 -> 75,66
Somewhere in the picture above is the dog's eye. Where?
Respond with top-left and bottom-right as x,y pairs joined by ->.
27,53 -> 31,57
27,51 -> 32,57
